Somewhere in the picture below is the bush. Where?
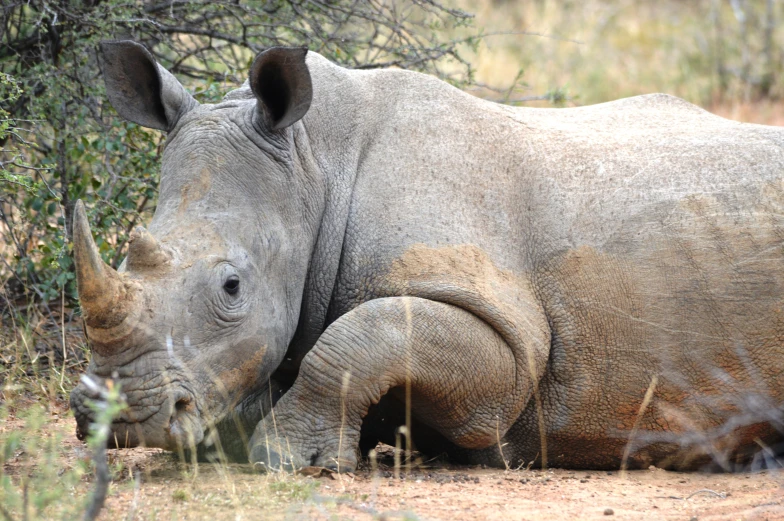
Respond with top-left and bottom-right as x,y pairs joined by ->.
0,0 -> 477,311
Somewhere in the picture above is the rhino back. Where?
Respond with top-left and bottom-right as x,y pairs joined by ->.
327,75 -> 784,284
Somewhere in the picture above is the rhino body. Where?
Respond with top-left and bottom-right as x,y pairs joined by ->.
70,42 -> 784,471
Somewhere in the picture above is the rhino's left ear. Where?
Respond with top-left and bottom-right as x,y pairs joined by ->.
249,47 -> 312,131
101,40 -> 198,132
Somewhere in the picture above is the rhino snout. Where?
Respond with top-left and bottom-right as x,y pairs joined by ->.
71,378 -> 203,450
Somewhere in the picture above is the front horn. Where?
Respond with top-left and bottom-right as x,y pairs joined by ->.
73,200 -> 136,332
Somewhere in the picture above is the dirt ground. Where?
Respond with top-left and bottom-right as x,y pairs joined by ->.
98,447 -> 784,521
3,411 -> 779,521
109,460 -> 784,520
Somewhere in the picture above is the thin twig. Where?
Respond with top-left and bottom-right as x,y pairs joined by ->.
655,489 -> 727,500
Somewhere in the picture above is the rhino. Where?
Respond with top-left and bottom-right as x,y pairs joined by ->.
70,40 -> 784,472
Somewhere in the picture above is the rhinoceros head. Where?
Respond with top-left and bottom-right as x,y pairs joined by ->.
69,41 -> 318,453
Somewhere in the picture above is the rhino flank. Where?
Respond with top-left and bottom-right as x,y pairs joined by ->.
70,40 -> 784,472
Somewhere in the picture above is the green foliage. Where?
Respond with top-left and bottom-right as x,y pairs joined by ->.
0,0 -> 476,310
268,478 -> 319,501
545,85 -> 571,107
172,489 -> 189,502
0,378 -> 127,520
84,377 -> 127,452
0,404 -> 90,520
0,73 -> 22,142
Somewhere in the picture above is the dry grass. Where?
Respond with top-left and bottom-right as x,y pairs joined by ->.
454,0 -> 784,123
3,413 -> 783,521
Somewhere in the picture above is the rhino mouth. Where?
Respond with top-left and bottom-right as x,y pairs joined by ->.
72,378 -> 204,451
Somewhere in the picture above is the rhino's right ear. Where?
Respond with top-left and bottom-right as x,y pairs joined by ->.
100,40 -> 197,131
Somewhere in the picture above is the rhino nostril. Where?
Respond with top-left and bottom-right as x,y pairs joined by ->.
174,397 -> 193,413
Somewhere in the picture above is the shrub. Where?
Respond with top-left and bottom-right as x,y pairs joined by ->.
0,0 -> 476,310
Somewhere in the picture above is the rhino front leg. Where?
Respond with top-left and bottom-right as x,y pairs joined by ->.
249,296 -> 549,472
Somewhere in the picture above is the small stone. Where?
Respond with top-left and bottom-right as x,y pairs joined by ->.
689,517 -> 698,521
604,508 -> 614,516
580,479 -> 588,483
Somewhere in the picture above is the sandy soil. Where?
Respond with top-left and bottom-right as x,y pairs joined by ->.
85,448 -> 784,521
1,409 -> 783,520
97,455 -> 784,521
9,414 -> 773,521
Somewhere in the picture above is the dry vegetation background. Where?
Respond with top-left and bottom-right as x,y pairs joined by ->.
2,0 -> 784,519
460,0 -> 784,123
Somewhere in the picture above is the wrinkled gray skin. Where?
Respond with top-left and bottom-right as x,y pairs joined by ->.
71,40 -> 784,472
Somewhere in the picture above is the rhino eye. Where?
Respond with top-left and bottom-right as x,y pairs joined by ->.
223,276 -> 240,296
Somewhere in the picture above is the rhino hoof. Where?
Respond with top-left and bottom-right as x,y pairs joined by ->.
250,446 -> 299,473
314,454 -> 357,473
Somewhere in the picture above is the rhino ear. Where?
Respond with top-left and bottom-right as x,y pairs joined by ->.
249,47 -> 312,131
100,40 -> 197,131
